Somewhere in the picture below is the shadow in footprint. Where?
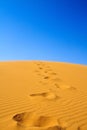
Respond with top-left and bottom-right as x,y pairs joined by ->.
13,113 -> 24,122
44,76 -> 50,79
54,84 -> 60,88
39,67 -> 43,70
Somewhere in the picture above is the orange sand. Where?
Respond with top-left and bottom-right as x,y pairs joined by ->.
0,61 -> 87,130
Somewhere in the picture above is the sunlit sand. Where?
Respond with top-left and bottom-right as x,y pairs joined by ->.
0,61 -> 87,130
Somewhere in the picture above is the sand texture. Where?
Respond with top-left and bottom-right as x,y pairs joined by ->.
0,61 -> 87,130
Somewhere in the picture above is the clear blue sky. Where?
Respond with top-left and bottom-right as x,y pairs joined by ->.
0,0 -> 87,65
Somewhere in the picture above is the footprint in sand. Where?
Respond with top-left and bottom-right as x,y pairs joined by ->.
13,112 -> 68,129
29,91 -> 59,100
52,78 -> 62,82
50,72 -> 57,75
36,63 -> 39,65
44,70 -> 48,73
38,67 -> 43,70
44,76 -> 50,79
57,82 -> 76,90
45,66 -> 52,71
51,78 -> 76,91
54,83 -> 60,88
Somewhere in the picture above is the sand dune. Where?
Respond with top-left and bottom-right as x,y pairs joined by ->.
0,61 -> 87,130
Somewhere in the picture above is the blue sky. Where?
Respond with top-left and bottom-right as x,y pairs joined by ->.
0,0 -> 87,65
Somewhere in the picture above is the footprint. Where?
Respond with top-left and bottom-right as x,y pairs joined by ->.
30,91 -> 59,100
44,76 -> 50,79
47,69 -> 52,72
35,116 -> 58,127
47,126 -> 61,130
69,86 -> 76,90
54,83 -> 75,90
58,82 -> 76,90
44,71 -> 48,73
52,78 -> 62,82
13,113 -> 25,122
34,70 -> 39,73
39,67 -> 43,70
46,67 -> 52,71
50,72 -> 57,75
36,64 -> 40,66
13,112 -> 39,127
54,83 -> 60,88
50,78 -> 76,91
13,112 -> 67,129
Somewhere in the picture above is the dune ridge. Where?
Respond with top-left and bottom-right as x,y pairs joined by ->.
0,61 -> 87,130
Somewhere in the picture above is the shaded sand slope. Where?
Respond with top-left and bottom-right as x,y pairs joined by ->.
0,61 -> 87,130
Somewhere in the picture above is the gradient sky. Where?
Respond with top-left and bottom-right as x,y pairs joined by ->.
0,0 -> 87,65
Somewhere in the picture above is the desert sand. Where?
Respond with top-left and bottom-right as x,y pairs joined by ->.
0,61 -> 87,130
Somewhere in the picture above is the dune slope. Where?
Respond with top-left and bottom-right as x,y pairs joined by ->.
0,61 -> 87,130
